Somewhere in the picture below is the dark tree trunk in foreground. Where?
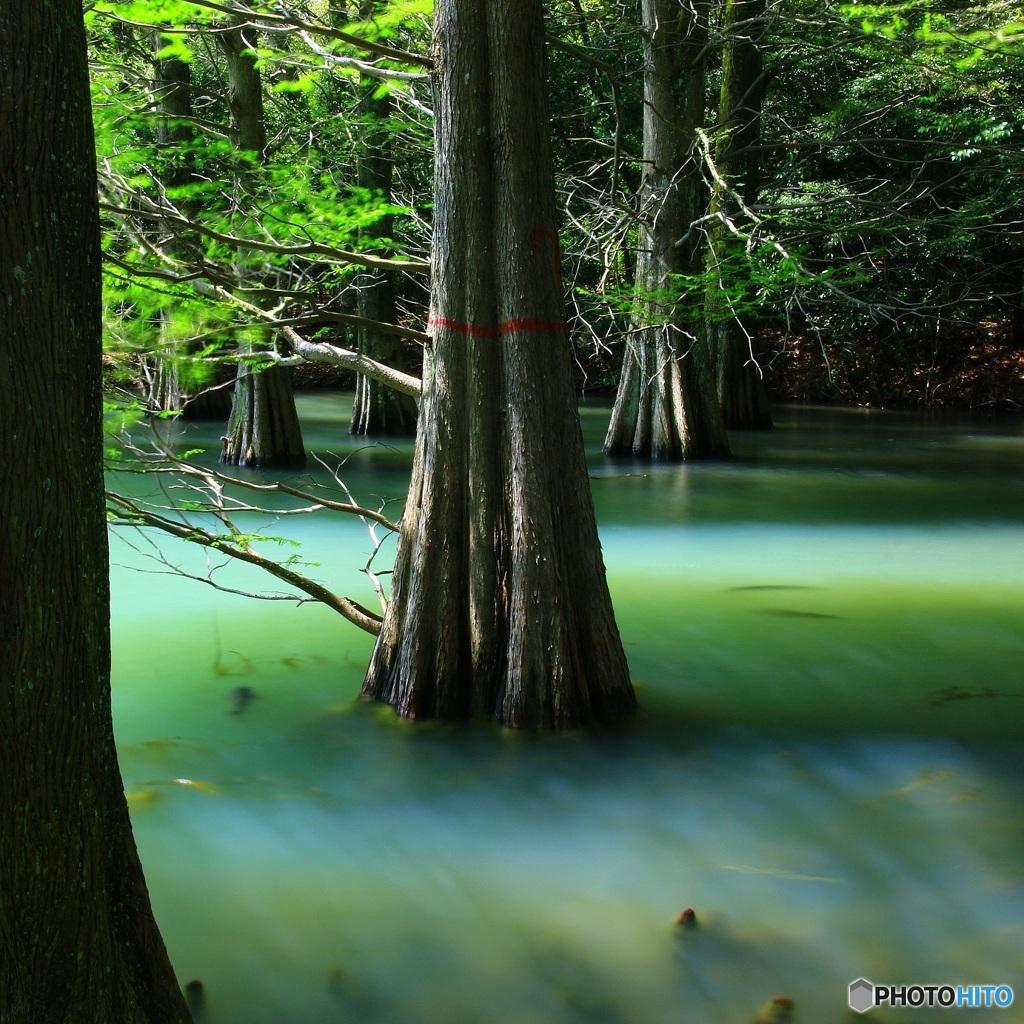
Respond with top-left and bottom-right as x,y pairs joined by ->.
708,0 -> 773,429
604,0 -> 730,460
350,54 -> 418,436
218,21 -> 306,467
361,0 -> 636,729
0,5 -> 191,1021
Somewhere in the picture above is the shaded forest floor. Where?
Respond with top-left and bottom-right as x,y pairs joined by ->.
761,320 -> 1024,411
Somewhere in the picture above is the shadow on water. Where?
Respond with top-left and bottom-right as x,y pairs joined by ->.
109,398 -> 1024,1024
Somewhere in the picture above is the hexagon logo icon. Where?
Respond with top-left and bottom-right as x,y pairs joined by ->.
849,978 -> 875,1013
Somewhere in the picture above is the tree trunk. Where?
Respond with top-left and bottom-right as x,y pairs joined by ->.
350,37 -> 418,437
143,37 -> 232,422
143,34 -> 193,416
218,21 -> 306,467
604,0 -> 730,460
360,0 -> 636,729
221,362 -> 307,468
708,0 -> 773,429
218,22 -> 267,160
0,4 -> 191,1021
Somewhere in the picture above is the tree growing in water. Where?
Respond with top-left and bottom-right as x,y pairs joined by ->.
706,0 -> 773,429
603,0 -> 730,460
0,2 -> 191,1019
218,18 -> 306,468
360,0 -> 637,728
350,0 -> 419,436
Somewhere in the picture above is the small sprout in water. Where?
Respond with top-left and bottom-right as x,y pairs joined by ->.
674,907 -> 698,929
184,979 -> 205,1020
327,967 -> 347,1002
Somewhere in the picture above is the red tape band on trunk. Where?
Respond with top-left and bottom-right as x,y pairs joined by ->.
428,316 -> 566,336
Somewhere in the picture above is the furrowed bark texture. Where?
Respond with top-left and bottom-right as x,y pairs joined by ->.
0,4 -> 191,1021
604,0 -> 730,460
361,0 -> 636,729
709,0 -> 773,429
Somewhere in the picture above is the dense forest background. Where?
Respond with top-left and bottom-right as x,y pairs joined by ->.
89,0 -> 1024,425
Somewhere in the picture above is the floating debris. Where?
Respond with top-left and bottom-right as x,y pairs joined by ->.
922,685 -> 1019,706
120,737 -> 211,758
871,768 -> 957,803
212,651 -> 257,677
125,786 -> 164,812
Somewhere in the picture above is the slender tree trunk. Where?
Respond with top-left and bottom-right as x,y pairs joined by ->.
147,39 -> 233,421
361,0 -> 636,729
350,32 -> 418,436
604,0 -> 729,460
708,0 -> 773,429
218,22 -> 267,159
0,4 -> 191,1021
144,33 -> 212,417
218,21 -> 306,467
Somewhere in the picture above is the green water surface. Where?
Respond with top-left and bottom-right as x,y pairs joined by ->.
110,400 -> 1024,1024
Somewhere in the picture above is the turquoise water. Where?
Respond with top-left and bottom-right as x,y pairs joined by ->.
110,399 -> 1024,1023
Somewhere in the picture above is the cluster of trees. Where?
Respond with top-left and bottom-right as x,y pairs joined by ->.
89,0 -> 1024,726
92,0 -> 1024,472
5,1 -> 642,1013
4,1 -> 1022,1017
93,0 -> 1024,715
6,2 -> 630,1019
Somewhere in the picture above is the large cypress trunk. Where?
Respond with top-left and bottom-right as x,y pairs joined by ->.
604,0 -> 730,460
0,4 -> 191,1020
708,0 -> 774,429
361,0 -> 636,729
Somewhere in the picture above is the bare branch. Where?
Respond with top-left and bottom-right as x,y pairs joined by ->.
189,278 -> 424,397
108,489 -> 384,634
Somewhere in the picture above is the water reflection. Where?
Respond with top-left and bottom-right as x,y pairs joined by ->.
110,400 -> 1024,1023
